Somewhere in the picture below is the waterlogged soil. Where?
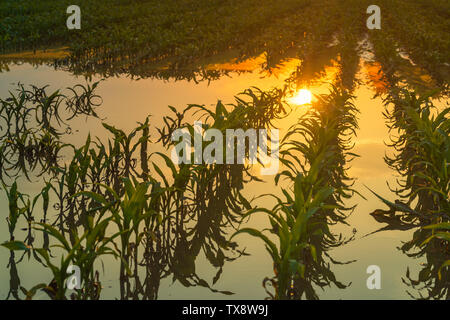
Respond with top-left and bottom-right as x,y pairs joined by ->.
0,53 -> 446,299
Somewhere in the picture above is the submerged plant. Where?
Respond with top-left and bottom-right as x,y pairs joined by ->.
368,87 -> 449,299
233,85 -> 359,299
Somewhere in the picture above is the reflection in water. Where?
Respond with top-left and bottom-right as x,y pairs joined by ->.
366,33 -> 449,299
0,79 -> 291,300
289,89 -> 312,106
0,1 -> 448,301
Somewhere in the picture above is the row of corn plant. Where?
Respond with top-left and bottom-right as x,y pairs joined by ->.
229,20 -> 366,299
152,85 -> 291,294
365,35 -> 448,298
369,26 -> 449,299
0,80 -> 293,299
232,82 -> 360,299
378,88 -> 448,299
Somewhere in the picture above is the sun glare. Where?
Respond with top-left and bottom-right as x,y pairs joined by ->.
289,89 -> 312,105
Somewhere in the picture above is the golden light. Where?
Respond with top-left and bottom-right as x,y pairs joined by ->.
289,89 -> 312,105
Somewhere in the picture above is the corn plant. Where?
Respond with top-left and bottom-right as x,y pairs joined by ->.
232,84 -> 359,299
368,87 -> 449,299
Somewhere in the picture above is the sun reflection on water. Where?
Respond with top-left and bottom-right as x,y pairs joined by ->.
289,89 -> 312,105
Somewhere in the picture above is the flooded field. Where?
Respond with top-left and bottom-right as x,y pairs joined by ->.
0,0 -> 448,301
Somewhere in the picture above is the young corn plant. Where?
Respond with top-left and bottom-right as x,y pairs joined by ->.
233,85 -> 359,299
232,171 -> 334,299
31,215 -> 122,300
1,184 -> 122,300
153,87 -> 290,294
369,87 -> 449,299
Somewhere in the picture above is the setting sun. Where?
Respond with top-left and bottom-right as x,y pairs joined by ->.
289,89 -> 312,105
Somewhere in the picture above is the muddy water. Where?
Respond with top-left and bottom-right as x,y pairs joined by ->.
0,57 -> 444,299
